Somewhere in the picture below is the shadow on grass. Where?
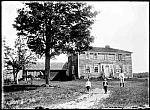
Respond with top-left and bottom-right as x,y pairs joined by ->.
3,84 -> 41,92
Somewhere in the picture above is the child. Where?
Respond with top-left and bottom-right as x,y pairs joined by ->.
85,78 -> 91,93
103,78 -> 108,94
119,72 -> 125,87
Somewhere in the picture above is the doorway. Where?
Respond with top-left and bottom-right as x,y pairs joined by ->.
104,65 -> 110,77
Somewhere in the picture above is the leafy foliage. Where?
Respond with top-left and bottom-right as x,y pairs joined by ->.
133,72 -> 149,78
13,1 -> 98,84
3,36 -> 37,83
13,1 -> 98,56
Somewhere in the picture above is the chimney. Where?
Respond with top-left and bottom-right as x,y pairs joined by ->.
105,45 -> 110,48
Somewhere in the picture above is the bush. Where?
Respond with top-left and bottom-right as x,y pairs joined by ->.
35,106 -> 45,109
133,72 -> 149,78
4,79 -> 12,84
90,77 -> 102,81
18,77 -> 24,81
80,76 -> 85,79
96,76 -> 105,81
37,74 -> 45,79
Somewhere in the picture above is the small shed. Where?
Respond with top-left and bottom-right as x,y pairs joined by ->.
24,62 -> 69,81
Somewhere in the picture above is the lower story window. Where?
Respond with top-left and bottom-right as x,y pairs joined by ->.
85,65 -> 90,73
94,64 -> 99,73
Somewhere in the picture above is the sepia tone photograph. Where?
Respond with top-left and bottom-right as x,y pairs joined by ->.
1,1 -> 149,109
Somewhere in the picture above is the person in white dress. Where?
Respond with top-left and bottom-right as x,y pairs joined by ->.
85,78 -> 91,93
119,72 -> 125,87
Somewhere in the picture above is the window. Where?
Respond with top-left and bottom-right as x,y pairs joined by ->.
94,64 -> 99,73
99,54 -> 105,60
126,54 -> 130,56
101,65 -> 104,72
116,54 -> 118,60
122,54 -> 125,60
90,53 -> 93,59
85,65 -> 91,73
86,52 -> 89,59
104,54 -> 107,60
108,54 -> 115,60
93,53 -> 98,59
118,54 -> 122,61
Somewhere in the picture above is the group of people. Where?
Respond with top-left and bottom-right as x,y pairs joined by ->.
85,72 -> 125,94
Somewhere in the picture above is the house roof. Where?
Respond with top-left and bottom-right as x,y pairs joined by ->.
87,46 -> 132,54
25,62 -> 66,70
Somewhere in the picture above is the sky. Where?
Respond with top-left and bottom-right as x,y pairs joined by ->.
2,1 -> 149,73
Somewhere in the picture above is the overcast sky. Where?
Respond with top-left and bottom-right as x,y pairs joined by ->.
2,1 -> 149,73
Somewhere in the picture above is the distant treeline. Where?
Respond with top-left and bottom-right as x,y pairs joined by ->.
133,72 -> 149,78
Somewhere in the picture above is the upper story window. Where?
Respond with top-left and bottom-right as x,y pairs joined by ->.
122,54 -> 125,60
99,54 -> 105,60
125,54 -> 131,60
108,54 -> 115,61
86,52 -> 90,59
90,53 -> 93,59
104,54 -> 107,60
93,53 -> 98,59
118,54 -> 122,61
126,54 -> 130,56
118,54 -> 126,61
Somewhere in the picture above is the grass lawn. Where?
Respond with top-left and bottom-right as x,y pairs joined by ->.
94,78 -> 149,109
2,78 -> 149,109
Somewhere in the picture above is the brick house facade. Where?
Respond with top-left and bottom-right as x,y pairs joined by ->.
68,45 -> 133,79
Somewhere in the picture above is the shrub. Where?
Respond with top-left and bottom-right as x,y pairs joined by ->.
4,79 -> 12,84
96,76 -> 105,81
35,106 -> 45,109
37,74 -> 45,79
80,76 -> 85,79
133,72 -> 149,78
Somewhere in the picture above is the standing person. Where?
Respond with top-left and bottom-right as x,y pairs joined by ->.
85,78 -> 91,93
103,78 -> 108,94
119,72 -> 125,87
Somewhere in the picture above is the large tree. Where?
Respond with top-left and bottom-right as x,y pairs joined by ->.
13,1 -> 98,85
3,36 -> 37,84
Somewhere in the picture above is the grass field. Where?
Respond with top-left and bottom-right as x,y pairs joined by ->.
94,78 -> 149,109
2,78 -> 149,109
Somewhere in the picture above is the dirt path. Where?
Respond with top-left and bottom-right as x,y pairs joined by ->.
46,88 -> 111,109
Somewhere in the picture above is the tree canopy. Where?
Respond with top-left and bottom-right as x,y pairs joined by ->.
13,1 -> 98,56
13,1 -> 98,85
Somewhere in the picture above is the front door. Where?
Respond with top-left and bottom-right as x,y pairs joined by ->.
104,65 -> 110,77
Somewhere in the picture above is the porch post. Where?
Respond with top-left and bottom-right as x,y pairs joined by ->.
77,53 -> 80,78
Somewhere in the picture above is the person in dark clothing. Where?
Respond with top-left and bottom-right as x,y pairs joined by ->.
103,78 -> 108,94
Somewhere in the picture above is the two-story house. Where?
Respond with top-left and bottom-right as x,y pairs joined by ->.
68,45 -> 133,79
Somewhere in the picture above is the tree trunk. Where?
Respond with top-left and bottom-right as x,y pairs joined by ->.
22,66 -> 26,81
45,51 -> 50,85
14,74 -> 17,84
13,68 -> 17,84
